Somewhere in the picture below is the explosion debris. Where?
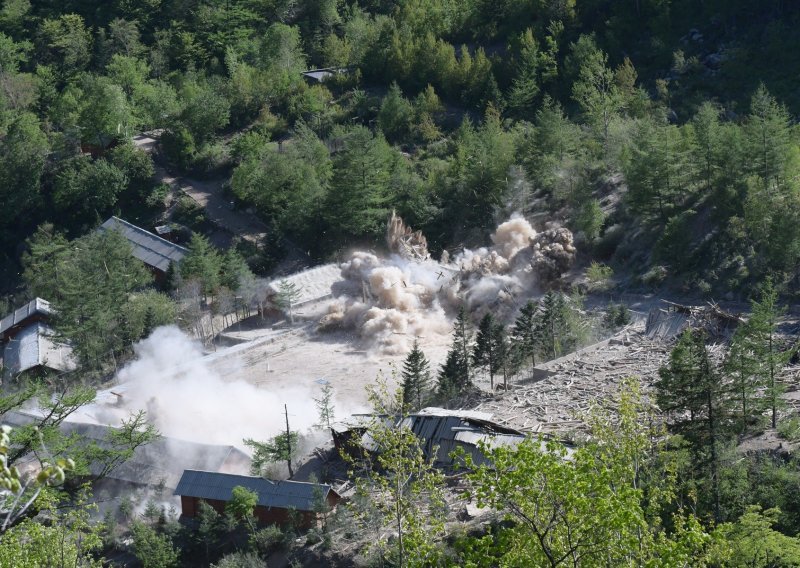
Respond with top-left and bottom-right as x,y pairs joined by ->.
321,213 -> 576,354
387,210 -> 430,261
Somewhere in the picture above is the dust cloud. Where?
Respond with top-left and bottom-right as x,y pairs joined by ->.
73,326 -> 342,447
320,214 -> 576,354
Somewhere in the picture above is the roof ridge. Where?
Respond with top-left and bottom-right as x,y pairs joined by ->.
107,216 -> 189,253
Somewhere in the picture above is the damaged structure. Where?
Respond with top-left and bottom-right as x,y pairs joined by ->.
340,408 -> 527,469
645,301 -> 743,342
0,298 -> 74,377
174,470 -> 341,528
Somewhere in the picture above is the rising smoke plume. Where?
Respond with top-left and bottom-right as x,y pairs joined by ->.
320,214 -> 576,353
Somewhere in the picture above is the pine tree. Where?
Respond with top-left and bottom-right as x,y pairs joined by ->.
746,84 -> 793,193
508,28 -> 541,117
181,233 -> 222,299
141,305 -> 156,340
491,322 -> 511,391
746,279 -> 790,429
656,328 -> 729,521
437,306 -> 473,402
724,320 -> 763,434
453,305 -> 473,387
314,383 -> 336,429
401,340 -> 431,411
473,314 -> 508,391
537,292 -> 571,360
512,300 -> 541,375
473,313 -> 496,389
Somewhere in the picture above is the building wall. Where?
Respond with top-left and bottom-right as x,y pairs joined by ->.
179,493 -> 340,529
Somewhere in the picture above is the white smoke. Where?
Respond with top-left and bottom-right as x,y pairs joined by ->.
321,215 -> 575,354
74,326 -> 336,447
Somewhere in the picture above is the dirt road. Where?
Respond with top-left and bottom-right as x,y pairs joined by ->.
133,134 -> 267,244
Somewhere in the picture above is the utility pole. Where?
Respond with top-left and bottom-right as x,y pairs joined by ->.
285,403 -> 294,478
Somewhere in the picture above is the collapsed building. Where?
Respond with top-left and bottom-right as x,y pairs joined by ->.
334,407 -> 528,469
645,301 -> 744,342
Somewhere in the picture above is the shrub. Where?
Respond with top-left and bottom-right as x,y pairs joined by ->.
586,261 -> 613,289
642,265 -> 668,287
250,524 -> 287,556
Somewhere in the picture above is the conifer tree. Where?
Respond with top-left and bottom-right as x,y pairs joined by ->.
725,319 -> 763,434
511,300 -> 541,375
656,328 -> 728,520
473,314 -> 508,390
536,292 -> 571,360
437,306 -> 473,402
181,233 -> 222,299
401,340 -> 431,411
746,279 -> 790,429
314,383 -> 336,429
491,321 -> 511,390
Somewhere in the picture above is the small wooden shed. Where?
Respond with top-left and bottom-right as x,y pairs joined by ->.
174,470 -> 341,529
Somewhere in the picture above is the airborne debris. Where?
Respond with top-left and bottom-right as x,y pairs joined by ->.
320,214 -> 577,354
387,210 -> 430,261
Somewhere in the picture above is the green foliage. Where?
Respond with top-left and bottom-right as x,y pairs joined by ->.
472,313 -> 509,390
231,122 -> 330,252
378,82 -> 414,142
0,487 -> 103,567
244,431 -> 300,477
463,379 -> 714,567
325,124 -> 396,243
181,233 -> 222,297
52,156 -> 128,230
22,224 -> 155,368
227,485 -> 258,532
585,261 -> 613,288
603,303 -> 631,330
249,524 -> 288,556
511,300 -> 540,374
401,340 -> 431,410
131,521 -> 180,568
347,377 -> 447,567
275,280 -> 303,323
446,108 -> 515,233
314,383 -> 336,429
437,306 -> 473,401
212,551 -> 267,568
0,113 -> 48,240
709,506 -> 800,567
571,36 -> 622,150
575,198 -> 605,241
536,291 -> 586,361
739,279 -> 791,429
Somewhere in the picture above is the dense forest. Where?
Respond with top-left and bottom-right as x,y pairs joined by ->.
2,0 -> 800,296
3,0 -> 800,566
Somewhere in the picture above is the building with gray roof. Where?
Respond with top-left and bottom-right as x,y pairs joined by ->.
174,470 -> 341,527
0,298 -> 74,377
99,216 -> 188,276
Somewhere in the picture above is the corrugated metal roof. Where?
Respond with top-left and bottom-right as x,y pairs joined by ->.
2,322 -> 74,375
174,470 -> 334,511
99,217 -> 187,273
0,298 -> 52,338
359,408 -> 527,468
645,308 -> 689,341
